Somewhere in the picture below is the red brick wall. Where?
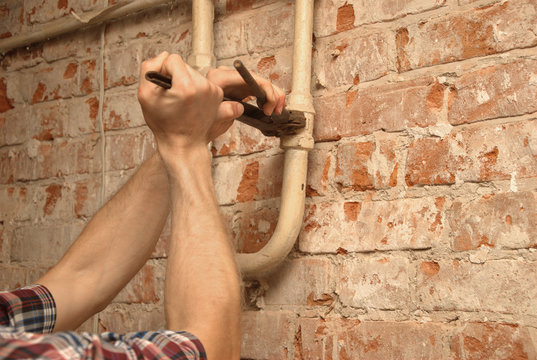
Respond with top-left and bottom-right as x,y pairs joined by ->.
1,0 -> 537,358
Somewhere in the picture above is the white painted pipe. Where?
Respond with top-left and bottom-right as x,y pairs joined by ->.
237,0 -> 315,278
187,0 -> 216,73
0,0 -> 173,55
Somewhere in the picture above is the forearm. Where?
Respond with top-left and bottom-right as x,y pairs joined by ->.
164,147 -> 241,359
38,153 -> 170,331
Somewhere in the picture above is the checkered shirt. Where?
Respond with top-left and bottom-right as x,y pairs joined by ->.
0,285 -> 206,360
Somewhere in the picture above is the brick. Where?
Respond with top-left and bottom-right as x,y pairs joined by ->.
103,91 -> 145,130
300,197 -> 445,253
214,17 -> 247,59
406,121 -> 537,186
0,186 -> 33,221
114,261 -> 165,304
264,258 -> 334,306
10,222 -> 84,265
73,177 -> 102,219
306,143 -> 333,197
97,303 -> 165,333
1,46 -> 45,72
313,30 -> 390,89
104,4 -> 188,47
337,256 -> 410,309
23,59 -> 95,104
213,152 -> 284,205
25,0 -> 108,24
314,0 -> 445,37
397,0 -> 537,72
103,169 -> 134,202
65,96 -> 99,136
0,135 -> 103,183
245,4 -> 294,53
241,311 -> 296,359
0,264 -> 48,290
0,1 -> 23,39
448,60 -> 537,125
0,98 -> 97,147
314,78 -> 443,141
211,120 -> 280,157
0,183 -> 81,221
42,28 -> 102,62
415,259 -> 537,315
0,77 -> 15,113
105,129 -> 156,171
335,137 -> 399,192
0,107 -> 30,146
450,322 -> 537,360
168,23 -> 193,61
104,43 -> 143,89
449,192 -> 537,251
231,201 -> 279,253
298,318 -> 447,359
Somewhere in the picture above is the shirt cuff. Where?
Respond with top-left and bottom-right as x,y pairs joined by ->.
0,284 -> 56,334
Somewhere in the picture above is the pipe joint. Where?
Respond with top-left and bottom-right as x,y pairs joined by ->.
280,111 -> 315,151
187,54 -> 216,74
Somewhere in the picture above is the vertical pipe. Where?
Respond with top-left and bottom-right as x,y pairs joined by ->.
188,0 -> 216,72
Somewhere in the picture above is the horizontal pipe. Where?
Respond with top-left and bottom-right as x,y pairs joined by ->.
0,0 -> 172,55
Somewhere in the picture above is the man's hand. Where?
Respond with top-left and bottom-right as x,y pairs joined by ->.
137,52 -> 244,155
207,65 -> 286,116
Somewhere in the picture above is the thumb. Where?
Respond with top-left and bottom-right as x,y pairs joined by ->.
217,101 -> 244,122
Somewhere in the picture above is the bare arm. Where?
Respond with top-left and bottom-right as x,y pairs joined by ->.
137,53 -> 249,359
38,153 -> 170,331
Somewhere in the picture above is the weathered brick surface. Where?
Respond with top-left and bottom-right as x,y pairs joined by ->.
406,121 -> 537,186
0,264 -> 48,290
300,197 -> 445,253
97,304 -> 166,334
448,59 -> 537,125
338,256 -> 410,310
10,222 -> 84,265
335,137 -> 399,192
450,322 -> 537,360
314,78 -> 443,140
449,192 -> 537,251
0,135 -> 102,183
397,0 -> 537,72
213,152 -> 284,205
314,0 -> 445,37
264,258 -> 333,306
113,261 -> 165,305
313,30 -> 390,89
105,129 -> 155,171
245,4 -> 294,53
298,318 -> 447,359
1,0 -> 537,357
231,201 -> 279,253
416,259 -> 537,315
103,92 -> 145,131
241,311 -> 296,359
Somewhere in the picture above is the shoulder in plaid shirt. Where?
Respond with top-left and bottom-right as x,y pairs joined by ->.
0,285 -> 206,360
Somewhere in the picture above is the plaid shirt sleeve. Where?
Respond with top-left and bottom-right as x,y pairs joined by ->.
0,285 -> 207,360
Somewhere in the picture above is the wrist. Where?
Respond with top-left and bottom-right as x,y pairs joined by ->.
158,143 -> 212,175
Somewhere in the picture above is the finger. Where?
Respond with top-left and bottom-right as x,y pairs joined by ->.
275,90 -> 286,115
257,79 -> 278,115
217,101 -> 244,123
139,51 -> 169,87
162,54 -> 194,91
